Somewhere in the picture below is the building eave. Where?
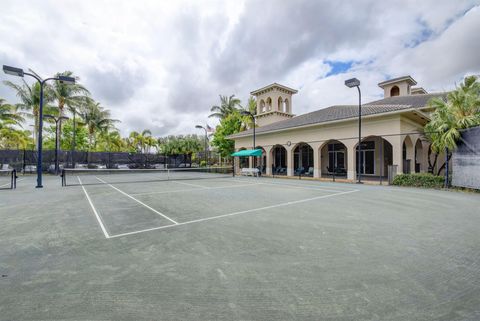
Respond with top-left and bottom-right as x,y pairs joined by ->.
378,75 -> 417,88
250,83 -> 298,95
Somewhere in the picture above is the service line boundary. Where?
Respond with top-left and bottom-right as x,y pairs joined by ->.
108,189 -> 359,239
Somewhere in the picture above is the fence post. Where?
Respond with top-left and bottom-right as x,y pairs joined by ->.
445,147 -> 449,188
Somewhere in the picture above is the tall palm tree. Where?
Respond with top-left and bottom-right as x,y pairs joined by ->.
0,98 -> 24,127
240,96 -> 257,131
209,94 -> 241,119
82,100 -> 119,151
50,71 -> 90,151
425,75 -> 480,174
3,76 -> 55,145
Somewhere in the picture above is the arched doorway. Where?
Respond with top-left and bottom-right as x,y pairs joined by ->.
293,143 -> 314,176
402,136 -> 414,174
272,145 -> 287,175
354,136 -> 393,180
414,139 -> 423,173
238,148 -> 248,168
320,140 -> 347,177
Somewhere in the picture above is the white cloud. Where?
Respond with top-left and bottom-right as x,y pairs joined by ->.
0,0 -> 479,137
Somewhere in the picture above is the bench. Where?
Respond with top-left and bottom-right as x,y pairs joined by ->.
241,168 -> 260,177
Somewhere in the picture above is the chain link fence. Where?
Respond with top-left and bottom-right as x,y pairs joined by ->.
0,149 -> 229,173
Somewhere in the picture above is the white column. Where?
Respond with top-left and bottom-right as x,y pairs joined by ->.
342,140 -> 356,181
310,142 -> 322,178
265,146 -> 273,176
286,145 -> 294,177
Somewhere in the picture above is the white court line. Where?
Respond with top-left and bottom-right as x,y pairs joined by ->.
131,182 -> 261,196
108,189 -> 359,239
77,176 -> 110,239
257,181 -> 352,193
95,176 -> 179,225
171,180 -> 209,189
0,177 -> 25,188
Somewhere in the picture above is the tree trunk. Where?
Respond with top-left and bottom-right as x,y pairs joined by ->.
427,146 -> 438,174
436,152 -> 452,176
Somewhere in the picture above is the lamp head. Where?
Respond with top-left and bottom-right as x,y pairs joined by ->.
43,114 -> 55,120
3,65 -> 24,77
195,125 -> 203,129
57,75 -> 75,85
240,110 -> 251,116
345,78 -> 360,88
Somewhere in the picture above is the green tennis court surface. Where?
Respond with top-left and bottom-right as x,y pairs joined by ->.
1,174 -> 479,320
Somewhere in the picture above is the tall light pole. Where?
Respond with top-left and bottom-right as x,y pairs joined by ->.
44,115 -> 69,175
240,110 -> 256,149
70,107 -> 79,168
3,65 -> 75,187
345,77 -> 362,184
195,125 -> 208,166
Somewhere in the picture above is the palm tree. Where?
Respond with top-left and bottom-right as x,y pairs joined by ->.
82,100 -> 119,151
209,94 -> 241,119
3,76 -> 55,145
0,98 -> 24,127
240,96 -> 257,131
50,71 -> 90,152
425,75 -> 480,174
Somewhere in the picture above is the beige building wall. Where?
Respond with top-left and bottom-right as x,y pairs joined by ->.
234,113 -> 423,180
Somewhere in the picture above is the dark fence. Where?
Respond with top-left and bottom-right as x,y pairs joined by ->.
452,126 -> 480,189
0,149 -> 229,172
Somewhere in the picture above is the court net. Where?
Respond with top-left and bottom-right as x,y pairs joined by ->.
0,169 -> 17,189
61,166 -> 234,186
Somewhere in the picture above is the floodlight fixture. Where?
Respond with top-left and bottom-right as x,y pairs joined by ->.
345,78 -> 360,88
57,75 -> 76,84
3,65 -> 24,77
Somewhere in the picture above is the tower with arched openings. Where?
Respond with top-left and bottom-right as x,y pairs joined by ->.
250,83 -> 298,127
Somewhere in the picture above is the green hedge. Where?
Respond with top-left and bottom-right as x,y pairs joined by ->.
392,173 -> 445,188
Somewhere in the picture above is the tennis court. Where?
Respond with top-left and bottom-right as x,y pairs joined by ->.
1,171 -> 480,320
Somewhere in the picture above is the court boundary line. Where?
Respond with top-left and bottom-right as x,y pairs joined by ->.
95,176 -> 179,225
108,189 -> 359,239
78,176 -> 110,239
225,177 -> 353,193
131,182 -> 261,196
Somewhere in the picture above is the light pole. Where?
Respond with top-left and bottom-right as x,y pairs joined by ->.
195,125 -> 208,166
240,110 -> 256,149
71,108 -> 78,168
44,115 -> 69,175
3,65 -> 75,187
345,77 -> 362,184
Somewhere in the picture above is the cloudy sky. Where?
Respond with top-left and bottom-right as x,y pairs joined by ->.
1,0 -> 479,136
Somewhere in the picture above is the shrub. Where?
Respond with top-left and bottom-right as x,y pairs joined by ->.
392,173 -> 445,188
199,160 -> 207,167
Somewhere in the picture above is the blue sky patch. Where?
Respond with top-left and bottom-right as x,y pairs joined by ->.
325,60 -> 354,77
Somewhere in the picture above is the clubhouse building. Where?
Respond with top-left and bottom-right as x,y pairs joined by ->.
228,76 -> 446,182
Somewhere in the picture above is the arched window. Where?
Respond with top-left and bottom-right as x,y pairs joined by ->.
284,98 -> 290,113
390,86 -> 400,97
278,97 -> 284,112
260,100 -> 266,113
266,97 -> 272,111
